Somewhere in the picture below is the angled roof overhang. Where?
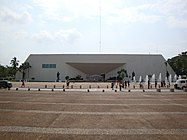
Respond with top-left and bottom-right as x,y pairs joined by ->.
66,63 -> 125,74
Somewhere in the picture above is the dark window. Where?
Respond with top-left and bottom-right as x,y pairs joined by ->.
42,64 -> 56,68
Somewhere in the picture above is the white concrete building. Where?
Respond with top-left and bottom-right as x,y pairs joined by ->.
16,54 -> 175,82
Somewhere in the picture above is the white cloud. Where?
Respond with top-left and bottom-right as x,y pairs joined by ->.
33,0 -> 120,21
32,29 -> 82,44
106,5 -> 162,24
32,30 -> 55,43
155,0 -> 187,15
14,31 -> 29,40
1,0 -> 186,28
33,0 -> 163,26
0,39 -> 3,46
0,8 -> 32,24
167,16 -> 187,28
55,28 -> 83,43
153,0 -> 187,28
115,0 -> 187,28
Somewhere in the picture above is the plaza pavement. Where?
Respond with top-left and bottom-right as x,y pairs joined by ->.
0,82 -> 186,139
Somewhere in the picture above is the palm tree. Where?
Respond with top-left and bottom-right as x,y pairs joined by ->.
19,62 -> 31,80
10,57 -> 19,78
10,57 -> 19,69
25,62 -> 31,79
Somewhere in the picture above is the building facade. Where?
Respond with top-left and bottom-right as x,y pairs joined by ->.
16,54 -> 175,82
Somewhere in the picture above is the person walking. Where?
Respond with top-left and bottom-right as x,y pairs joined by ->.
119,82 -> 122,91
21,79 -> 25,87
155,79 -> 157,88
148,79 -> 150,89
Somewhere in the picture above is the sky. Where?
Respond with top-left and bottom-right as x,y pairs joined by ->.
0,0 -> 187,66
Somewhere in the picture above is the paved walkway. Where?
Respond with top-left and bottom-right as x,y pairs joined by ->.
12,81 -> 175,90
0,89 -> 187,139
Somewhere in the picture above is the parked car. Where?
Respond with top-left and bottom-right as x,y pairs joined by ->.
0,80 -> 12,89
174,79 -> 187,89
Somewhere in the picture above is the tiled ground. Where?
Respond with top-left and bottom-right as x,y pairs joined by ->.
0,88 -> 186,140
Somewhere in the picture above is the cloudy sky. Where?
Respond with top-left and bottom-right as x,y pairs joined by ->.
0,0 -> 187,65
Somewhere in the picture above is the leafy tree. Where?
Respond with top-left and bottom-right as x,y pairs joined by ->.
69,75 -> 83,81
167,51 -> 187,76
6,66 -> 15,78
0,65 -> 15,79
0,65 -> 6,79
75,75 -> 83,80
117,69 -> 127,80
65,76 -> 69,80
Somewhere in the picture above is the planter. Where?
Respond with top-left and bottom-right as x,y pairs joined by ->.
183,88 -> 187,92
170,88 -> 174,92
157,88 -> 161,92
